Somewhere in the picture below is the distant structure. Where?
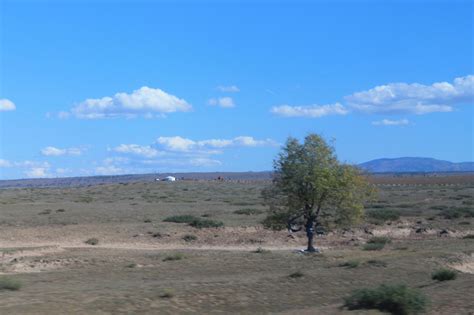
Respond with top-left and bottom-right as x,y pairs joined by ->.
160,176 -> 176,182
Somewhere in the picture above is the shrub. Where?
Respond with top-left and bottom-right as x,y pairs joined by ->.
163,215 -> 200,223
0,277 -> 21,291
160,289 -> 174,298
126,263 -> 137,268
143,218 -> 152,223
366,259 -> 387,267
459,221 -> 471,225
432,268 -> 457,281
234,208 -> 263,215
163,253 -> 184,261
463,234 -> 474,239
182,234 -> 197,242
439,207 -> 474,219
261,213 -> 289,231
85,238 -> 99,245
363,243 -> 385,251
38,209 -> 52,215
288,271 -> 304,278
254,247 -> 270,254
366,209 -> 400,222
189,218 -> 224,229
367,236 -> 392,245
344,284 -> 427,315
339,260 -> 359,268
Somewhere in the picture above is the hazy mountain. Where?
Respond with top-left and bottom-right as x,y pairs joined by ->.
359,157 -> 474,173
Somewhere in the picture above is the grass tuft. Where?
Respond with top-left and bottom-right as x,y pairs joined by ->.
85,238 -> 99,245
163,215 -> 200,224
432,268 -> 457,281
163,253 -> 184,262
0,277 -> 21,291
288,271 -> 304,278
189,218 -> 224,229
339,260 -> 360,268
182,234 -> 197,242
234,208 -> 263,215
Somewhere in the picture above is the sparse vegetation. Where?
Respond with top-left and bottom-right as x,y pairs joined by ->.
366,209 -> 400,223
163,215 -> 200,223
462,234 -> 474,239
254,247 -> 270,254
189,218 -> 224,229
344,284 -> 427,314
183,234 -> 197,242
363,242 -> 385,251
234,208 -> 263,215
432,268 -> 457,281
339,260 -> 359,268
439,207 -> 474,219
367,236 -> 392,244
159,289 -> 175,298
366,259 -> 387,267
163,253 -> 184,261
85,238 -> 99,245
0,277 -> 22,291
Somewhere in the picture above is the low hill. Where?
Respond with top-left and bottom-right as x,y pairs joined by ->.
359,157 -> 474,173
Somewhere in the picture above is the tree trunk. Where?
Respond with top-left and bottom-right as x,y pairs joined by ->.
306,231 -> 316,252
305,215 -> 317,252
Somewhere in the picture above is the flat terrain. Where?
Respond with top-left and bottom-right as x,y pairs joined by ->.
0,176 -> 473,314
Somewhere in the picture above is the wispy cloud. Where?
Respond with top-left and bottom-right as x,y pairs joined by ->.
208,97 -> 235,108
346,75 -> 473,115
111,144 -> 160,158
156,136 -> 278,152
217,85 -> 240,93
70,86 -> 191,119
271,103 -> 348,118
372,118 -> 410,126
41,146 -> 84,156
0,99 -> 16,112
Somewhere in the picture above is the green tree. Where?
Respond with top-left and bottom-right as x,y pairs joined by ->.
262,134 -> 375,252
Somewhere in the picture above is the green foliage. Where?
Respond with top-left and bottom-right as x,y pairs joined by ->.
363,243 -> 385,251
439,207 -> 474,219
0,276 -> 22,291
261,212 -> 288,230
189,218 -> 224,229
163,253 -> 184,261
339,260 -> 360,268
182,234 -> 197,242
432,269 -> 457,281
288,271 -> 304,278
367,236 -> 392,245
262,134 -> 375,230
85,238 -> 99,245
344,284 -> 427,315
463,234 -> 474,239
234,208 -> 263,215
163,215 -> 200,223
366,209 -> 401,223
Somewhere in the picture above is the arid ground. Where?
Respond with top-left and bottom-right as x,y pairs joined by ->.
0,175 -> 473,314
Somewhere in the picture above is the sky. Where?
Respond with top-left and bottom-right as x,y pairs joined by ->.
0,0 -> 473,180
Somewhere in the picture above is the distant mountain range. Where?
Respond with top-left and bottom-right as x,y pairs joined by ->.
358,157 -> 474,173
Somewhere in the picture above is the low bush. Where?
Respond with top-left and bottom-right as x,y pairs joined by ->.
234,208 -> 263,215
254,247 -> 270,254
189,218 -> 224,229
85,238 -> 99,245
0,277 -> 21,291
363,243 -> 385,251
163,253 -> 184,261
432,268 -> 457,281
163,215 -> 200,224
339,260 -> 360,268
288,271 -> 304,278
367,236 -> 392,245
344,284 -> 427,315
439,207 -> 474,219
463,234 -> 474,239
182,234 -> 197,242
366,259 -> 387,267
262,213 -> 289,231
366,209 -> 400,223
160,289 -> 174,298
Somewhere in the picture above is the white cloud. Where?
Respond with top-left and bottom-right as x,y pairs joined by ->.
156,136 -> 277,152
217,85 -> 240,92
41,146 -> 83,156
112,144 -> 160,158
372,118 -> 410,126
0,99 -> 16,111
0,159 -> 12,167
24,167 -> 49,178
95,165 -> 124,176
71,86 -> 192,119
346,75 -> 473,114
208,97 -> 235,108
271,103 -> 348,118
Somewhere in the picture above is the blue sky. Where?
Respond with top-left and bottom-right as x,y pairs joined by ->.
0,0 -> 472,179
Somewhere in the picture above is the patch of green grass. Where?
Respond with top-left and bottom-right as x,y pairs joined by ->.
189,218 -> 224,229
288,271 -> 304,278
182,234 -> 197,242
163,215 -> 200,224
85,238 -> 99,245
0,276 -> 21,291
163,253 -> 184,261
339,260 -> 360,268
367,236 -> 392,245
233,208 -> 263,215
344,284 -> 427,315
366,209 -> 400,223
432,268 -> 457,281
